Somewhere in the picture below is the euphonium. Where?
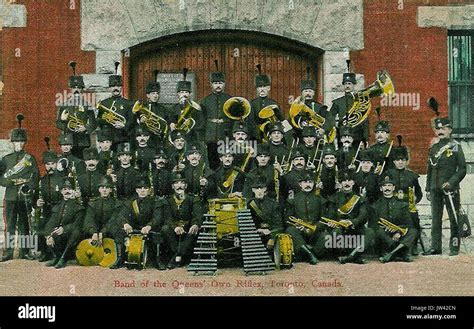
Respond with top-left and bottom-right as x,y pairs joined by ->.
132,100 -> 168,135
97,101 -> 126,126
286,216 -> 317,234
258,104 -> 279,141
223,97 -> 251,121
176,99 -> 201,133
289,96 -> 325,130
343,70 -> 395,128
378,217 -> 408,236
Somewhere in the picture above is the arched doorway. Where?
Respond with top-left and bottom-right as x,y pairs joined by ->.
123,30 -> 324,115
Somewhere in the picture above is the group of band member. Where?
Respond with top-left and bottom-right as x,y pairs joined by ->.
0,59 -> 466,270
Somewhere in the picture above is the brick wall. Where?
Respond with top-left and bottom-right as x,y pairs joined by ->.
351,0 -> 452,173
0,0 -> 95,164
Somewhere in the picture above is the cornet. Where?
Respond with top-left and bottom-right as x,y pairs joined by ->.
132,100 -> 168,135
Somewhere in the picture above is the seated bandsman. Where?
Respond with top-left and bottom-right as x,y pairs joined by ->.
137,76 -> 169,147
110,178 -> 160,269
371,176 -> 418,263
211,146 -> 246,198
337,127 -> 358,170
109,143 -> 141,201
77,148 -> 105,204
368,119 -> 393,175
160,174 -> 203,269
82,176 -> 120,247
247,180 -> 283,250
267,122 -> 290,163
316,145 -> 341,198
280,146 -> 313,200
285,173 -> 328,265
133,126 -> 155,173
97,129 -> 116,174
44,180 -> 85,269
243,144 -> 276,200
251,64 -> 282,141
168,130 -> 187,172
182,142 -> 214,200
151,148 -> 173,198
56,133 -> 86,176
56,61 -> 97,158
34,142 -> 65,262
353,149 -> 379,204
386,136 -> 423,255
325,169 -> 373,264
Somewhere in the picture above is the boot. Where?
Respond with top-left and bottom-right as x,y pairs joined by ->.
339,245 -> 365,265
300,245 -> 318,265
379,243 -> 405,263
110,244 -> 124,269
37,252 -> 51,262
46,256 -> 60,267
0,249 -> 14,262
411,242 -> 419,256
19,249 -> 35,260
55,247 -> 70,269
423,248 -> 441,256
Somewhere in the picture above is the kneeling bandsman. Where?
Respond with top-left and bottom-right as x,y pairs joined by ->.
372,176 -> 418,263
160,174 -> 203,269
44,180 -> 84,269
325,170 -> 373,264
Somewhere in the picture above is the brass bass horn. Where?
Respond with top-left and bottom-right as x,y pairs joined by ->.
223,97 -> 251,121
176,99 -> 201,133
343,70 -> 395,128
96,101 -> 126,126
132,100 -> 168,135
289,96 -> 325,130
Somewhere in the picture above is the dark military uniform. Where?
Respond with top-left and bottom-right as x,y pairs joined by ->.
281,168 -> 312,201
182,161 -> 214,200
0,119 -> 39,261
83,194 -> 120,238
97,129 -> 117,174
43,184 -> 85,268
160,191 -> 203,267
248,193 -> 283,248
133,142 -> 156,173
150,148 -> 173,198
57,134 -> 86,177
77,148 -> 105,204
426,118 -> 466,255
114,143 -> 141,201
330,96 -> 368,146
368,121 -> 393,175
354,170 -> 379,204
211,162 -> 246,198
244,164 -> 276,200
137,99 -> 170,148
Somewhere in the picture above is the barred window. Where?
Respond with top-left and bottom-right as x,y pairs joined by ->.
448,30 -> 473,134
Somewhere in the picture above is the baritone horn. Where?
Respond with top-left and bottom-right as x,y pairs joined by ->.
258,104 -> 280,140
132,100 -> 168,135
343,70 -> 395,128
223,97 -> 251,121
96,101 -> 126,126
289,96 -> 325,130
176,99 -> 201,133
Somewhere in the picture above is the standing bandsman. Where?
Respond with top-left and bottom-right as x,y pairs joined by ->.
56,133 -> 86,176
251,64 -> 281,141
56,61 -> 97,158
33,138 -> 65,262
135,71 -> 170,147
425,110 -> 466,256
368,110 -> 393,175
372,176 -> 418,263
0,114 -> 39,262
170,68 -> 203,142
329,62 -> 368,146
160,174 -> 203,269
44,180 -> 84,269
385,135 -> 423,255
96,62 -> 133,149
200,60 -> 232,169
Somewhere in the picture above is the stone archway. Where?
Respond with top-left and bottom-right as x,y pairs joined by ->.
80,0 -> 365,104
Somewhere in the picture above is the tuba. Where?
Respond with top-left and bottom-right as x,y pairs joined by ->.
176,99 -> 201,133
343,70 -> 395,128
132,100 -> 168,135
289,96 -> 325,130
258,104 -> 279,141
223,97 -> 251,121
96,101 -> 126,126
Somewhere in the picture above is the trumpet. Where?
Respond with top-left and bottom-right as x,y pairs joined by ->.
378,217 -> 408,236
97,101 -> 126,127
320,217 -> 353,229
132,100 -> 168,135
176,99 -> 201,133
287,216 -> 316,234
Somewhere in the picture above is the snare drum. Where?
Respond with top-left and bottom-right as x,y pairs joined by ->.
125,234 -> 148,269
273,233 -> 294,270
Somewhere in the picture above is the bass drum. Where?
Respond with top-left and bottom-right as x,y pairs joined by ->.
125,234 -> 148,270
273,234 -> 294,270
